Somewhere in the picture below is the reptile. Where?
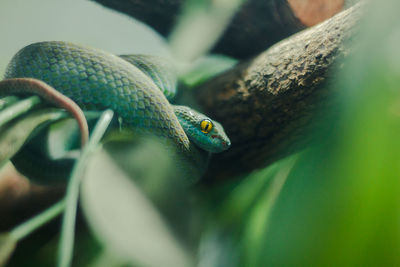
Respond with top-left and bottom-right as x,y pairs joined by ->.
0,41 -> 230,182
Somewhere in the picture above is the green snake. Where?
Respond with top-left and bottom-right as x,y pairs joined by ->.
0,41 -> 230,182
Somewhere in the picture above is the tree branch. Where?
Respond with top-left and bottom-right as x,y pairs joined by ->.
92,0 -> 344,59
196,3 -> 363,181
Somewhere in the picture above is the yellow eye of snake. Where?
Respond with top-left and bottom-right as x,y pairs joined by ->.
200,119 -> 213,133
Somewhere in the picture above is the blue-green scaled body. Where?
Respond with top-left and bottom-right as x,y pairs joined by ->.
119,54 -> 177,101
5,42 -> 190,150
4,42 -> 230,154
2,41 -> 230,183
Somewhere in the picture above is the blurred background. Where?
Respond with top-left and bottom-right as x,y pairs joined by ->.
1,0 -> 400,266
0,0 -> 170,74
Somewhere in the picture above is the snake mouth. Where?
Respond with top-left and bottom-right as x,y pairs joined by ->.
223,140 -> 231,146
211,135 -> 231,150
221,140 -> 231,150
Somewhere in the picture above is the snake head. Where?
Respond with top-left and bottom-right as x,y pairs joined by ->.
173,105 -> 231,153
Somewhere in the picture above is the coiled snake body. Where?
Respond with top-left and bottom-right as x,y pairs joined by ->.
1,41 -> 230,182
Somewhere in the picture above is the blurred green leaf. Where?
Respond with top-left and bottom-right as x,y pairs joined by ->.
197,227 -> 240,267
0,96 -> 41,127
216,160 -> 280,225
10,111 -> 103,184
0,233 -> 16,266
87,250 -> 127,267
104,136 -> 191,206
238,1 -> 400,266
45,119 -> 81,159
242,156 -> 297,267
38,111 -> 102,160
169,0 -> 245,63
196,156 -> 296,267
81,149 -> 194,267
0,96 -> 18,109
0,108 -> 66,167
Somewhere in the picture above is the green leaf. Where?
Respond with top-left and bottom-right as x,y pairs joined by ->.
169,0 -> 245,63
201,156 -> 297,267
241,1 -> 400,266
30,111 -> 102,160
0,96 -> 18,109
0,233 -> 16,266
10,111 -> 103,184
0,108 -> 66,167
80,149 -> 193,267
0,96 -> 41,127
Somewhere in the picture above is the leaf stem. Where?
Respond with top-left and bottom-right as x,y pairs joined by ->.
57,109 -> 114,267
9,199 -> 66,241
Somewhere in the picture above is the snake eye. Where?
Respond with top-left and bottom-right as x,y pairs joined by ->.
200,119 -> 213,133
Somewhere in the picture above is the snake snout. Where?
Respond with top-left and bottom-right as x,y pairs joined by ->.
211,134 -> 231,152
224,139 -> 231,148
222,139 -> 231,150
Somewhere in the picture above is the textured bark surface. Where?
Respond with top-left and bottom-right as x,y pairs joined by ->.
196,3 -> 362,180
92,0 -> 344,59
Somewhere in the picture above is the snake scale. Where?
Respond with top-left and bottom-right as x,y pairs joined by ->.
0,41 -> 230,182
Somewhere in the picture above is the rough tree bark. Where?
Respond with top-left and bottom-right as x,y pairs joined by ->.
92,0 -> 344,59
196,4 -> 362,180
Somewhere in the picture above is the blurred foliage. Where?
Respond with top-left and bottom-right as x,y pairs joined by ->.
0,233 -> 16,266
229,1 -> 400,266
1,0 -> 400,266
168,0 -> 245,62
81,147 -> 192,267
0,108 -> 66,168
180,55 -> 237,87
